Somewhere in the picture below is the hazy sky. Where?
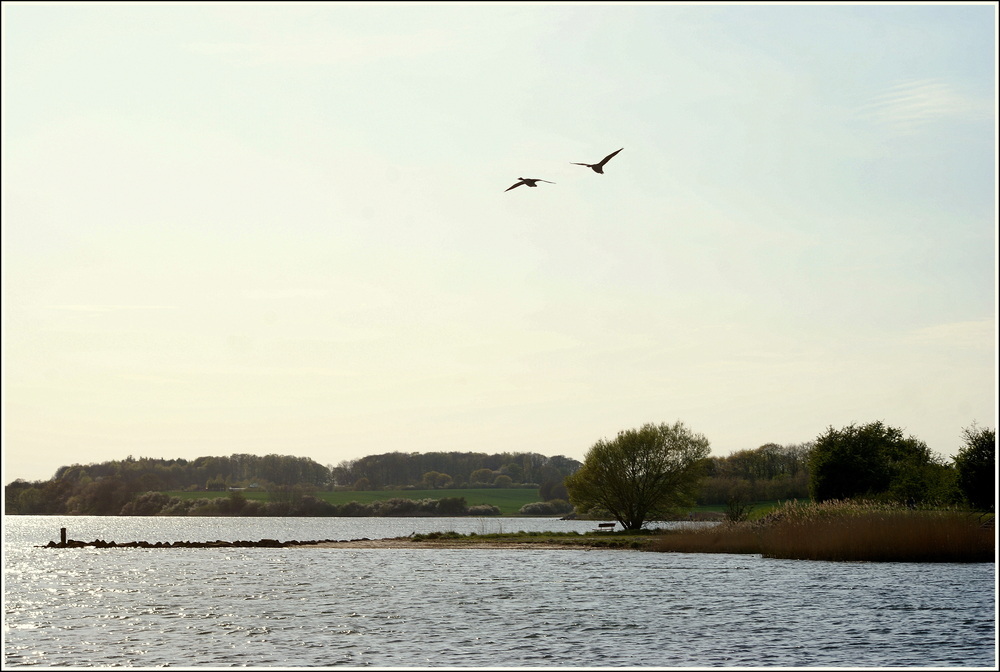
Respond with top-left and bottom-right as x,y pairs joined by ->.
3,2 -> 997,484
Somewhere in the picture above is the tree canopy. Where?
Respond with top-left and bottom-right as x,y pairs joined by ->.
953,423 -> 995,511
565,421 -> 711,530
808,421 -> 949,503
699,442 -> 812,504
329,451 -> 580,490
5,450 -> 582,515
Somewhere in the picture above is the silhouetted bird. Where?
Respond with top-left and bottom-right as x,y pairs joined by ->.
571,147 -> 623,174
505,177 -> 555,192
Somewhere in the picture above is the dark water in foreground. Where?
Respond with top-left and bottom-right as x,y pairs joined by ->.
4,516 -> 996,668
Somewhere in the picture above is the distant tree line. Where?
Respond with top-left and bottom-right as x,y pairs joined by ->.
53,453 -> 329,491
329,451 -> 582,493
4,450 -> 581,516
5,423 -> 992,517
5,453 -> 331,516
698,442 -> 813,505
701,421 -> 993,513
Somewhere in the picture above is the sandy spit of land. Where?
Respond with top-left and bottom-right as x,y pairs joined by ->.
300,538 -> 635,550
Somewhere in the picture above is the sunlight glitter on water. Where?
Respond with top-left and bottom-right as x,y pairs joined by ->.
4,516 -> 996,668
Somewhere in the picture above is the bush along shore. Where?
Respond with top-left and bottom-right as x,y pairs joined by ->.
652,499 -> 995,563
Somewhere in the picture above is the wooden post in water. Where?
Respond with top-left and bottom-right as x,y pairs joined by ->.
60,528 -> 66,545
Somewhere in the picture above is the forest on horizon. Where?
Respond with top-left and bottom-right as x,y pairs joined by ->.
4,444 -> 815,516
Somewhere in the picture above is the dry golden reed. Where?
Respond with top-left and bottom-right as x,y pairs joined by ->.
653,500 -> 995,562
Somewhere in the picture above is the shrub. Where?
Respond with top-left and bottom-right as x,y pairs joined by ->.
521,499 -> 575,515
159,498 -> 197,516
519,501 -> 556,515
724,496 -> 754,523
954,424 -> 996,511
493,475 -> 513,489
436,497 -> 467,515
546,498 -> 574,514
239,499 -> 268,516
120,491 -> 175,516
291,495 -> 336,516
336,501 -> 374,517
467,504 -> 501,516
372,498 -> 419,516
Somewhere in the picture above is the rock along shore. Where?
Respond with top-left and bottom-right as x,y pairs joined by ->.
39,537 -> 391,549
39,537 -> 640,551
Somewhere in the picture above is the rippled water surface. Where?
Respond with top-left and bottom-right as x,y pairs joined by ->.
4,516 -> 996,668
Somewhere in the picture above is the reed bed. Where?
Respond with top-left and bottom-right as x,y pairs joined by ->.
652,500 -> 995,562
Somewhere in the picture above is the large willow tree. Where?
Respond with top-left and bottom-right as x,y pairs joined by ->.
565,421 -> 711,530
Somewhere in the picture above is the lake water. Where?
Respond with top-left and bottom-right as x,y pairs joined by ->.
4,516 -> 996,668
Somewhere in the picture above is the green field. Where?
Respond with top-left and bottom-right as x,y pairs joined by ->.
162,489 -> 786,518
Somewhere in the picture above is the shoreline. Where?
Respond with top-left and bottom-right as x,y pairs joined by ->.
302,537 -> 641,550
39,534 -> 653,551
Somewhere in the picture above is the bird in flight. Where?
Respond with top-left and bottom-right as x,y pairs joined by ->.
571,147 -> 623,174
505,177 -> 555,192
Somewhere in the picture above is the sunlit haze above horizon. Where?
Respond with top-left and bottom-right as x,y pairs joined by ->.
2,2 -> 997,484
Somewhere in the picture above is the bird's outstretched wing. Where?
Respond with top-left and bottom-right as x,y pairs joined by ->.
570,148 -> 623,173
506,178 -> 554,191
597,147 -> 623,167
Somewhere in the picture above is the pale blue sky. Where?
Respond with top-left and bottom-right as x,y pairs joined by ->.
3,2 -> 997,483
